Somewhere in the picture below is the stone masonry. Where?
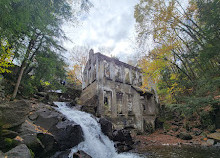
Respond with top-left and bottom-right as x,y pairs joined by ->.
79,49 -> 159,132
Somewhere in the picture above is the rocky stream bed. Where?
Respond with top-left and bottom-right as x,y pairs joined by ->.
0,99 -> 138,158
0,99 -> 219,158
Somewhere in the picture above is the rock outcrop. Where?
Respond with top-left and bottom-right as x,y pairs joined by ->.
207,132 -> 220,141
99,118 -> 113,139
5,144 -> 31,158
0,100 -> 30,128
0,100 -> 84,158
49,120 -> 84,150
21,102 -> 84,157
112,129 -> 134,152
99,118 -> 134,153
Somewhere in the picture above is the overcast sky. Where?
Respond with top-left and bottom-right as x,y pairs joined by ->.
62,0 -> 138,62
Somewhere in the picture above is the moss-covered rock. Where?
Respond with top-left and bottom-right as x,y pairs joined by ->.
2,138 -> 19,152
29,149 -> 35,158
2,129 -> 18,138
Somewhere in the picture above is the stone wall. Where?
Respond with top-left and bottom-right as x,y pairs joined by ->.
82,50 -> 143,89
80,50 -> 159,132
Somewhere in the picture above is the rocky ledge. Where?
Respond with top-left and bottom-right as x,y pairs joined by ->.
0,99 -> 138,157
0,100 -> 84,158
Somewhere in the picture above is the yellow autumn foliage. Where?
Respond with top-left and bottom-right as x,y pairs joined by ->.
0,40 -> 14,74
67,64 -> 82,86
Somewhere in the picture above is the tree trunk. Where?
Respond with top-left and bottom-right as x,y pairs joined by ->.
11,36 -> 36,100
11,62 -> 26,100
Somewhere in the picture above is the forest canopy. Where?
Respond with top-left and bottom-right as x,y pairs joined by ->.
134,0 -> 220,115
0,0 -> 91,98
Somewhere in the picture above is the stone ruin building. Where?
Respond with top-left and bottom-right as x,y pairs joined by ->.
79,49 -> 159,132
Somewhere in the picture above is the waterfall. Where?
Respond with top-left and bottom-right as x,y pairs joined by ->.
54,102 -> 143,158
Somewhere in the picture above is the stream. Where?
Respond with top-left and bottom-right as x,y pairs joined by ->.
54,102 -> 143,158
54,102 -> 219,158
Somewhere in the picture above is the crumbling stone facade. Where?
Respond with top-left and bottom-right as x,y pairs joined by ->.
80,50 -> 159,132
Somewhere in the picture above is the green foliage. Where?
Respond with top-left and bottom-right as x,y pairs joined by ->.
0,120 -> 3,136
20,51 -> 67,96
0,0 -> 82,98
163,122 -> 171,131
166,95 -> 218,116
4,138 -> 13,145
135,0 -> 220,115
21,76 -> 37,96
0,40 -> 14,74
200,111 -> 215,129
34,51 -> 67,83
3,138 -> 18,151
29,148 -> 35,158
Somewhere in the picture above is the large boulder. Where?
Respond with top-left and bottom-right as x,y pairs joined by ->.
112,129 -> 133,143
17,120 -> 58,157
22,134 -> 44,155
99,118 -> 113,139
177,132 -> 192,140
112,129 -> 134,152
207,132 -> 220,141
5,144 -> 31,158
0,100 -> 30,128
27,105 -> 84,151
18,120 -> 39,136
17,102 -> 84,156
49,120 -> 84,150
37,133 -> 59,157
34,108 -> 61,130
1,101 -> 84,157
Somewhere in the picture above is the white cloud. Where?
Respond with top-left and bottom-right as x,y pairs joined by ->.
62,0 -> 138,62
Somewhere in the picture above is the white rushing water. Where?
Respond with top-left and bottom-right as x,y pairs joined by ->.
54,102 -> 143,158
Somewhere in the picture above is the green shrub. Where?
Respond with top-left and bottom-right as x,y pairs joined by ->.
3,138 -> 18,151
163,122 -> 171,131
200,111 -> 215,129
207,124 -> 216,132
22,81 -> 37,96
